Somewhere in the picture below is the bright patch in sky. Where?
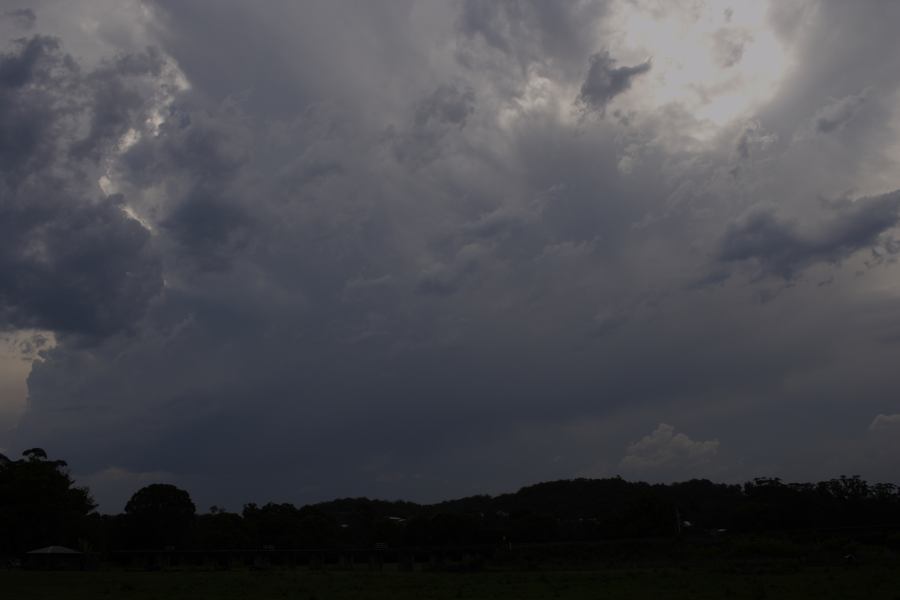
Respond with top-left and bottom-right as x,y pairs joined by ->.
608,0 -> 789,128
0,331 -> 56,437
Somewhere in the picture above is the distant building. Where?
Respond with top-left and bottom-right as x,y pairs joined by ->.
24,546 -> 85,570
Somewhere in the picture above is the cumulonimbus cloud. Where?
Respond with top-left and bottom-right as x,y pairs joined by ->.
8,0 -> 900,509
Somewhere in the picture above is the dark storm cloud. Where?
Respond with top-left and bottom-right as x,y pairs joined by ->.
416,243 -> 487,296
812,89 -> 870,134
0,36 -> 61,178
717,192 -> 900,280
10,0 -> 900,510
118,105 -> 255,271
458,0 -> 516,53
0,34 -> 164,339
0,196 -> 162,338
458,0 -> 607,63
456,0 -> 611,87
0,33 -> 57,87
578,51 -> 651,114
392,84 -> 476,165
734,121 -> 775,161
414,85 -> 475,129
70,48 -> 168,161
2,8 -> 35,29
162,198 -> 254,270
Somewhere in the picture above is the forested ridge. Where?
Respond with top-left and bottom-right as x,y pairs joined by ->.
3,448 -> 900,555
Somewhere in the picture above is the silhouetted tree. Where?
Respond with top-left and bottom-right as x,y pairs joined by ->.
0,448 -> 95,554
194,509 -> 249,550
21,447 -> 48,461
124,483 -> 196,549
5,445 -> 900,556
242,502 -> 338,549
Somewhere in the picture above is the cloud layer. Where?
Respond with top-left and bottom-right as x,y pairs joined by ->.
3,1 -> 900,511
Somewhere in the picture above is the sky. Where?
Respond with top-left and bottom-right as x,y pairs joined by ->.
2,0 -> 900,513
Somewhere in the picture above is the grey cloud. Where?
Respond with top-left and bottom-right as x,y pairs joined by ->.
0,36 -> 63,180
735,120 -> 776,160
414,85 -> 475,130
717,191 -> 900,280
0,34 -> 58,88
392,84 -> 475,165
458,0 -> 607,61
588,305 -> 628,339
122,106 -> 246,186
620,423 -> 719,472
456,0 -> 611,86
417,243 -> 488,296
10,1 -> 900,510
0,35 -> 165,340
461,204 -> 536,239
2,8 -> 35,29
9,332 -> 51,359
145,1 -> 311,117
162,196 -> 254,271
146,0 -> 440,121
118,103 -> 254,271
712,27 -> 753,69
0,197 -> 161,338
812,89 -> 871,134
766,1 -> 816,44
760,1 -> 900,150
578,51 -> 651,114
869,414 -> 900,432
70,47 -> 169,161
341,274 -> 394,305
458,0 -> 514,53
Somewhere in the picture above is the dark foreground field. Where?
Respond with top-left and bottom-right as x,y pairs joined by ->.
4,563 -> 900,600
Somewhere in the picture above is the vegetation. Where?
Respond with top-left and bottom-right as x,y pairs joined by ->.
2,447 -> 900,557
0,448 -> 95,554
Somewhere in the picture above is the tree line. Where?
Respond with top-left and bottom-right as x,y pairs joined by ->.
2,448 -> 900,555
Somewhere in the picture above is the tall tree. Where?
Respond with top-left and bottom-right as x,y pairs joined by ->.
0,448 -> 96,554
124,484 -> 196,549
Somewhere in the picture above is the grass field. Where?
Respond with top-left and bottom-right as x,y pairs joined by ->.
3,563 -> 900,600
